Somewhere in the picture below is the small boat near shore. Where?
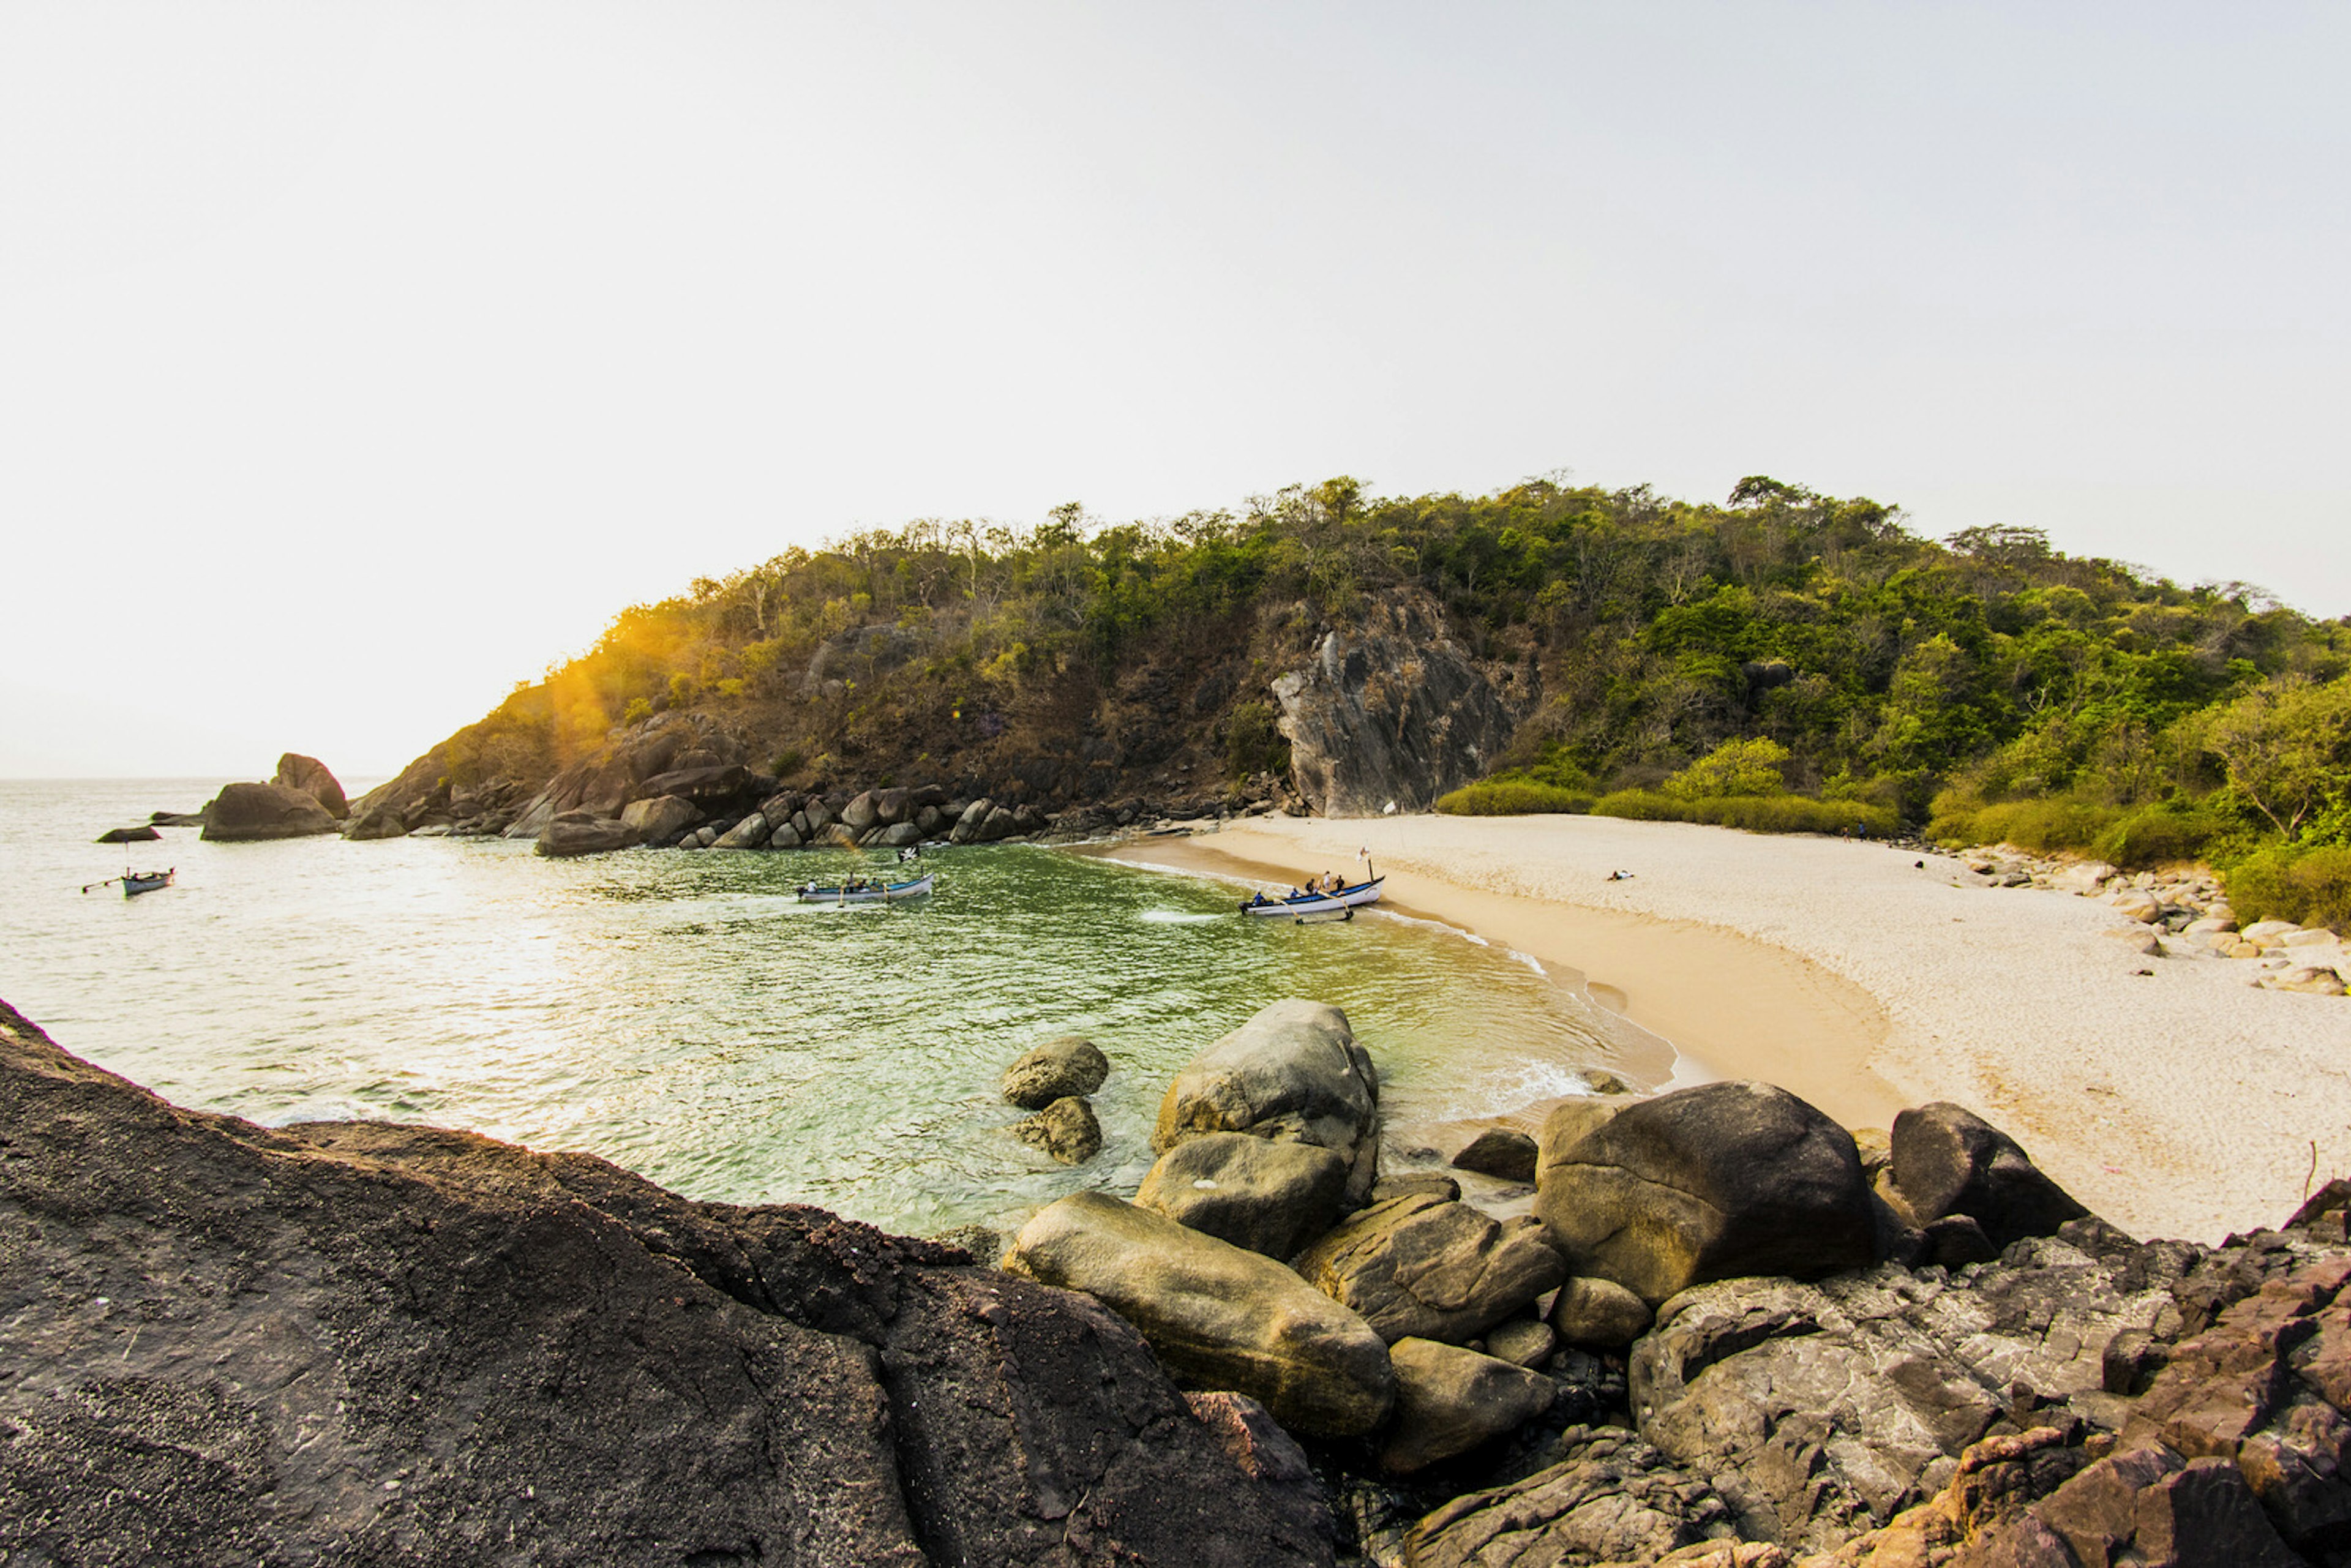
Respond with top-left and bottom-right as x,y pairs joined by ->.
1239,876 -> 1384,918
81,867 -> 175,897
796,872 -> 936,905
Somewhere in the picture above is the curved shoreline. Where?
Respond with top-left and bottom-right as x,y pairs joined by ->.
1104,831 -> 1903,1134
1107,812 -> 2351,1246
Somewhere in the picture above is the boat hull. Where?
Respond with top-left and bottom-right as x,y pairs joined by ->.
796,872 -> 935,904
122,870 -> 174,897
1239,877 -> 1383,917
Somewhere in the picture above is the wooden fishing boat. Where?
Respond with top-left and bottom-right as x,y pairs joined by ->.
1239,876 -> 1383,917
121,869 -> 174,896
795,872 -> 935,905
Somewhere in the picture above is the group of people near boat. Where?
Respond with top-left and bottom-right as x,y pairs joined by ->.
1242,871 -> 1354,907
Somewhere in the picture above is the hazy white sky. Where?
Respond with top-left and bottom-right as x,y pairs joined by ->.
4,2 -> 2344,778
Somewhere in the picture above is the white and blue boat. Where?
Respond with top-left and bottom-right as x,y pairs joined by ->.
1239,876 -> 1383,918
796,872 -> 936,905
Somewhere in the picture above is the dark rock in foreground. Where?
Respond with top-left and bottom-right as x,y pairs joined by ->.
198,779 -> 340,841
0,999 -> 1329,1567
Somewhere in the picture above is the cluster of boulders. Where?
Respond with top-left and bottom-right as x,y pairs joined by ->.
1959,846 -> 2349,997
981,998 -> 2351,1566
1001,1035 -> 1111,1165
116,752 -> 351,842
536,778 -> 1052,859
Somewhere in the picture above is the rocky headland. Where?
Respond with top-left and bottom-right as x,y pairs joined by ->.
15,989 -> 2351,1566
339,583 -> 1526,859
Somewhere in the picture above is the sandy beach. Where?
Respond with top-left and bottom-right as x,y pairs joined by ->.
1116,812 -> 2351,1246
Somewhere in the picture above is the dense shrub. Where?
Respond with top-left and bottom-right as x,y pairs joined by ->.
1434,780 -> 1596,816
1927,792 -> 2233,870
1927,796 -> 2121,855
2225,844 -> 2351,932
2091,806 -> 2229,869
1591,789 -> 1897,838
1663,737 -> 1791,800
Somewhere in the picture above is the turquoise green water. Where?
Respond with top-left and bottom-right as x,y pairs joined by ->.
0,779 -> 1634,1237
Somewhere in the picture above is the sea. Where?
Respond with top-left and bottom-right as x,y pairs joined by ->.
0,779 -> 1640,1239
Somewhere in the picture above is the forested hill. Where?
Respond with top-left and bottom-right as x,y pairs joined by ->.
370,474 -> 2351,918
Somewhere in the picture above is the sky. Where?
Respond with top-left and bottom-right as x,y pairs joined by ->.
4,2 -> 2345,779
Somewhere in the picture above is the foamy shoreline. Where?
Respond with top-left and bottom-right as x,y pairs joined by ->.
1114,812 -> 2351,1246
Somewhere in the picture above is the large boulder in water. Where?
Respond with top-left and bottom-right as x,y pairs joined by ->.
1153,1000 -> 1381,1207
1134,1132 -> 1351,1259
1002,1035 -> 1111,1109
535,814 -> 642,858
0,999 -> 1331,1568
1532,1081 -> 1874,1306
1889,1101 -> 2090,1250
271,752 -> 348,819
1003,1191 -> 1395,1439
199,781 -> 340,841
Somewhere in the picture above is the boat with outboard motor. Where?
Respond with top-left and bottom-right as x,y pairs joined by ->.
795,872 -> 936,905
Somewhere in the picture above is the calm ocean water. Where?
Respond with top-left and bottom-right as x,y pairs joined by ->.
0,779 -> 1635,1237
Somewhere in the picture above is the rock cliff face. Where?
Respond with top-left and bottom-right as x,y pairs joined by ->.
1270,592 -> 1523,817
0,999 -> 1330,1568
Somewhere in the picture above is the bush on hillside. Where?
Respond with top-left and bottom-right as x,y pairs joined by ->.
2225,844 -> 2351,933
1434,779 -> 1595,816
1663,737 -> 1791,800
1592,789 -> 1897,838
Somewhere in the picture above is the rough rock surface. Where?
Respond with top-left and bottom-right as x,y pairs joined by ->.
1003,1035 -> 1112,1110
1010,1094 -> 1102,1165
1403,1425 -> 1741,1567
1133,1131 -> 1350,1258
271,752 -> 348,819
1294,1193 -> 1567,1345
198,780 -> 341,841
1153,999 -> 1381,1206
1270,590 -> 1523,816
1180,1392 -> 1337,1555
1002,1191 -> 1395,1439
1534,1081 -> 1875,1307
1628,1223 -> 2190,1553
1380,1338 -> 1557,1475
0,1000 -> 1326,1568
1889,1101 -> 2091,1251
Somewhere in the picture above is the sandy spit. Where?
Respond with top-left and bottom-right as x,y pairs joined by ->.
1115,812 -> 2351,1246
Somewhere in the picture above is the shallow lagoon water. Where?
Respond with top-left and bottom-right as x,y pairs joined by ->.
1,779 -> 1636,1236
